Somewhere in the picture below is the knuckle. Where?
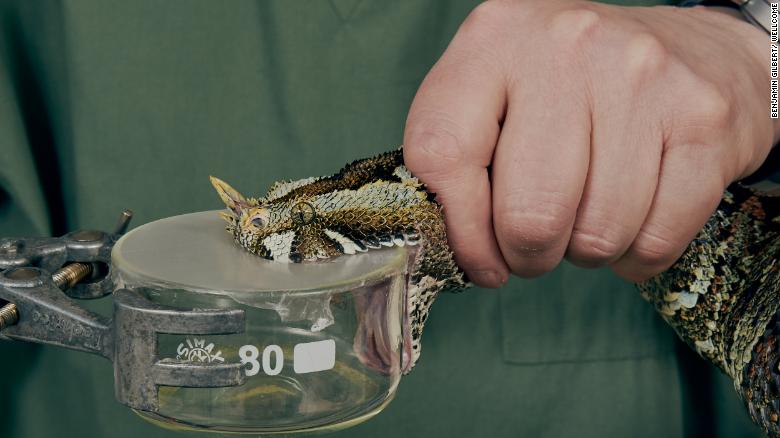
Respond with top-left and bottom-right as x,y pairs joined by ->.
495,201 -> 573,255
404,113 -> 464,175
669,74 -> 733,147
695,82 -> 732,127
461,1 -> 508,36
568,228 -> 625,265
624,33 -> 669,87
452,1 -> 516,66
548,7 -> 603,52
626,227 -> 680,268
677,77 -> 732,132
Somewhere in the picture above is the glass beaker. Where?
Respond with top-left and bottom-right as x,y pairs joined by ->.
111,211 -> 408,434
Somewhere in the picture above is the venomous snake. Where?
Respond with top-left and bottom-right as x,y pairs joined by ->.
211,148 -> 779,435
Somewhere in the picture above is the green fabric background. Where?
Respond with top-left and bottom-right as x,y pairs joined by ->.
0,1 -> 763,437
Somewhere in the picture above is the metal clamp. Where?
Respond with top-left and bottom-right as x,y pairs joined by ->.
113,288 -> 246,411
0,211 -> 247,412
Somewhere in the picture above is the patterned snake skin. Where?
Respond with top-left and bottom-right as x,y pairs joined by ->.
211,148 -> 779,435
639,183 -> 779,435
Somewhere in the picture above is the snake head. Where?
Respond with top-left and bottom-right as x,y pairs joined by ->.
210,176 -> 349,262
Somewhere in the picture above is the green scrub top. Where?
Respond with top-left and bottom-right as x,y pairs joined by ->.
0,1 -> 763,437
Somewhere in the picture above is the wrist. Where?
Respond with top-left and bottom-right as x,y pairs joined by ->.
687,3 -> 780,143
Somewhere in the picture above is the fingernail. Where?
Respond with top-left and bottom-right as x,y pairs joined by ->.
470,270 -> 508,288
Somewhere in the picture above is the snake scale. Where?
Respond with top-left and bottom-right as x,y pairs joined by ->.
211,148 -> 779,435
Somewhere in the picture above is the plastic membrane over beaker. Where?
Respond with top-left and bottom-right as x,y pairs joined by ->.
111,211 -> 408,434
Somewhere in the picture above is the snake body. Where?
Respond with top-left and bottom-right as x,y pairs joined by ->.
211,148 -> 779,435
639,183 -> 780,435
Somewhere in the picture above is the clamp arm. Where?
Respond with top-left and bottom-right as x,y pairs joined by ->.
0,211 -> 248,413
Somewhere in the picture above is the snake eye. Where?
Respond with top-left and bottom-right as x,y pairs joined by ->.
251,217 -> 265,228
244,207 -> 270,230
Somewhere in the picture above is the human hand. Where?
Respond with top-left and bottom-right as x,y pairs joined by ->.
403,0 -> 778,286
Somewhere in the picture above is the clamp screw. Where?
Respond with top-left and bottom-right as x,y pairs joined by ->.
0,303 -> 18,331
0,262 -> 93,331
52,263 -> 93,290
114,209 -> 133,235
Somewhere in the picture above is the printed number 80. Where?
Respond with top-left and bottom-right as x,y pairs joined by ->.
239,345 -> 284,377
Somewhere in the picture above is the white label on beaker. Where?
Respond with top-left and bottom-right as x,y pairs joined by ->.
293,339 -> 336,374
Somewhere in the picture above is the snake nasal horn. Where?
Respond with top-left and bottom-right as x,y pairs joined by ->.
209,176 -> 248,215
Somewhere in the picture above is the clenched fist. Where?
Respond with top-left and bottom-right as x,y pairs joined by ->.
404,0 -> 778,286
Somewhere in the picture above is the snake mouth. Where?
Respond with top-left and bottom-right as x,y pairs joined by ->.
350,277 -> 414,376
351,284 -> 400,375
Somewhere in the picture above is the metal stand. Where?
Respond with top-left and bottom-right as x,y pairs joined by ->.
0,211 -> 247,413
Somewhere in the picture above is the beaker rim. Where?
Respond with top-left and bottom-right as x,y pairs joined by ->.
112,211 -> 409,297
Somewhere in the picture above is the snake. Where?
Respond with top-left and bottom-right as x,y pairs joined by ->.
210,148 -> 779,435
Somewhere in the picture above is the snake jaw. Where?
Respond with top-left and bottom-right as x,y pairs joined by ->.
218,211 -> 235,224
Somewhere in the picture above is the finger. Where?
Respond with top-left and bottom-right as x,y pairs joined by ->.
403,20 -> 510,287
567,118 -> 661,268
492,68 -> 591,277
611,63 -> 740,282
611,144 -> 726,282
566,37 -> 666,267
